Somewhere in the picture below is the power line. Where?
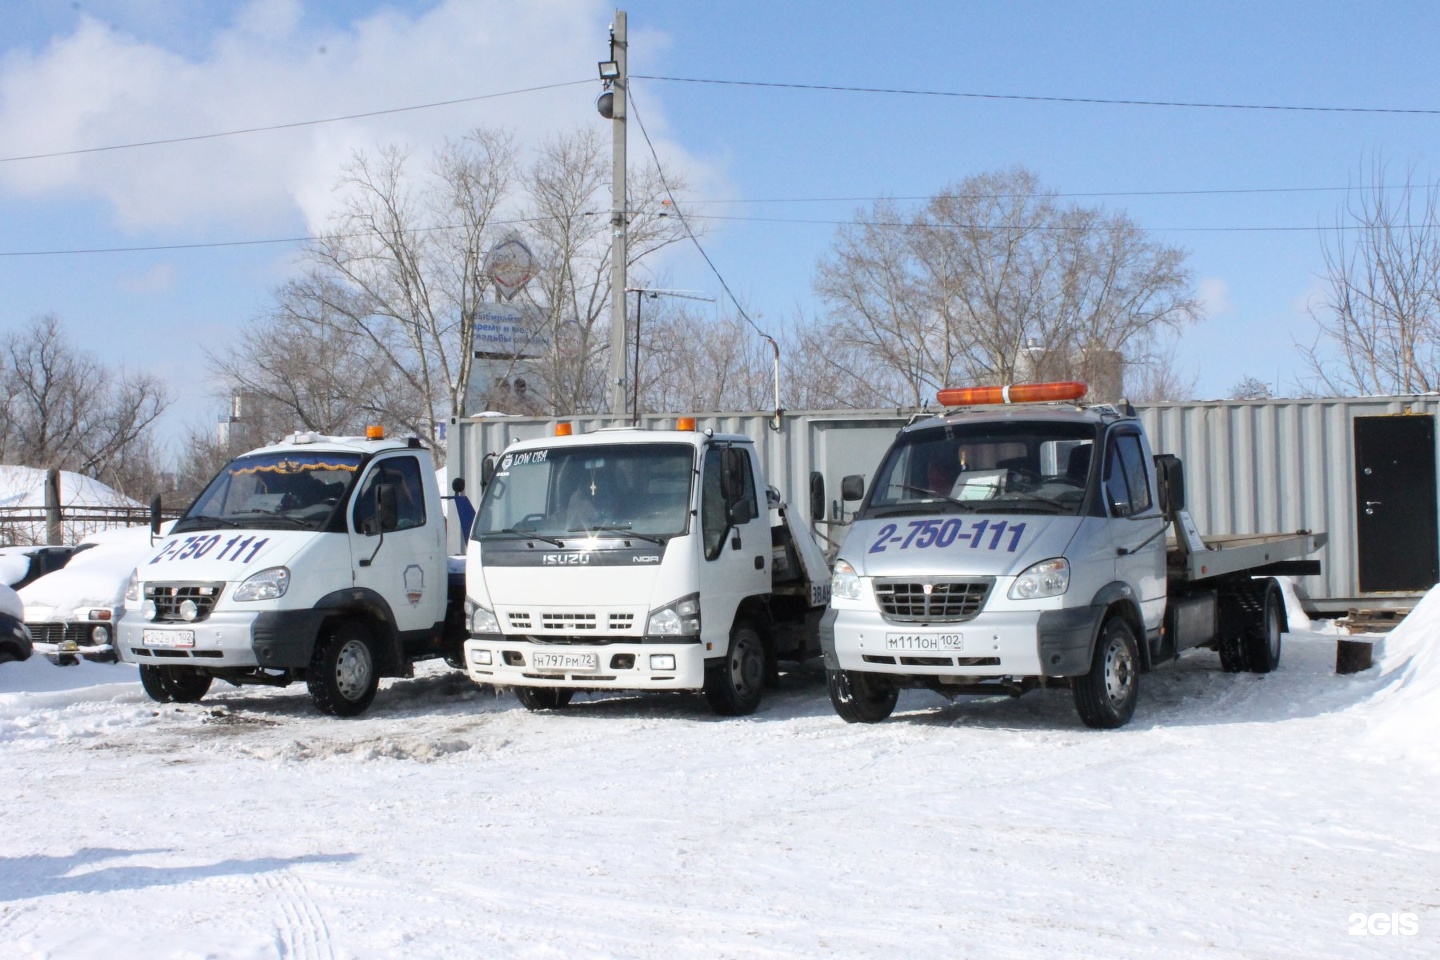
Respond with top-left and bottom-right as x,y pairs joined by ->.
633,74 -> 1440,116
0,79 -> 592,164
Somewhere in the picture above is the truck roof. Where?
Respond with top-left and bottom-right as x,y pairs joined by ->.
241,432 -> 424,458
502,428 -> 750,452
904,401 -> 1135,436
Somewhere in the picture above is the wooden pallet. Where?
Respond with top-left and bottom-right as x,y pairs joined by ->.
1338,608 -> 1410,635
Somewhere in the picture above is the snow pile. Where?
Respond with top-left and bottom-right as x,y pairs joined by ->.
0,548 -> 31,586
0,464 -> 138,510
0,582 -> 21,619
17,526 -> 159,621
1364,584 -> 1440,769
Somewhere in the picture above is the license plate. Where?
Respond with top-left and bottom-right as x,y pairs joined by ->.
143,629 -> 195,648
885,632 -> 963,652
532,651 -> 599,672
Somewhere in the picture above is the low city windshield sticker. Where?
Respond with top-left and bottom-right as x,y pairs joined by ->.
867,519 -> 1026,554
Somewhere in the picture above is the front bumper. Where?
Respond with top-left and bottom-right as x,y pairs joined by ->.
117,608 -> 326,669
464,636 -> 707,690
823,606 -> 1048,678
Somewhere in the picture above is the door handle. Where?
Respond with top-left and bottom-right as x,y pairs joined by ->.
754,555 -> 765,570
1365,500 -> 1381,516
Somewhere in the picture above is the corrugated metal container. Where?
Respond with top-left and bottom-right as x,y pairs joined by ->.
450,395 -> 1440,611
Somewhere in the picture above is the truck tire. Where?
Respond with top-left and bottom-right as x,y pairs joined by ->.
307,620 -> 379,717
1073,617 -> 1140,729
515,687 -> 574,711
1243,579 -> 1284,674
703,624 -> 765,716
139,664 -> 175,703
826,668 -> 898,724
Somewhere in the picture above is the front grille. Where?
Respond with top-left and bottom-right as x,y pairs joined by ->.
542,612 -> 597,631
608,612 -> 635,630
25,622 -> 90,645
874,578 -> 993,622
145,583 -> 223,623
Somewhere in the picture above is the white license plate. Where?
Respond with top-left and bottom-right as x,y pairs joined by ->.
143,629 -> 195,648
885,632 -> 963,652
531,651 -> 599,672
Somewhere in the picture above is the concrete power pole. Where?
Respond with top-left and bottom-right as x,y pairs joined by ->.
607,10 -> 628,416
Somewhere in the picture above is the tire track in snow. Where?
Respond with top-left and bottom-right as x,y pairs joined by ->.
256,869 -> 333,960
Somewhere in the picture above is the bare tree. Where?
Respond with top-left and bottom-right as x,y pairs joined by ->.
1230,376 -> 1273,401
814,167 -> 1201,404
1304,163 -> 1440,395
0,314 -> 169,497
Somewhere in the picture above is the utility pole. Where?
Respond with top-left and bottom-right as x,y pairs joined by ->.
606,11 -> 628,415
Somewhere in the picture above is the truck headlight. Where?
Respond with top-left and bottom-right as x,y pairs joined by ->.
125,569 -> 140,602
832,559 -> 862,600
647,594 -> 700,636
466,598 -> 499,635
234,566 -> 290,601
1008,558 -> 1070,600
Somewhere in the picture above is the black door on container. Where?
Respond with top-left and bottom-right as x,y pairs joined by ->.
1355,415 -> 1439,592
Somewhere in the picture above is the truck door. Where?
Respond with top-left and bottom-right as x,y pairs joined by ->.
350,454 -> 444,635
1354,414 -> 1439,592
1102,428 -> 1168,631
699,444 -> 770,651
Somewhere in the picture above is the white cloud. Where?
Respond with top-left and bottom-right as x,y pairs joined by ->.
0,0 -> 715,236
1195,277 -> 1231,320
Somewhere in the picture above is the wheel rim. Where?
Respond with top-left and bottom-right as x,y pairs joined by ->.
1103,636 -> 1135,705
729,635 -> 763,697
334,638 -> 373,700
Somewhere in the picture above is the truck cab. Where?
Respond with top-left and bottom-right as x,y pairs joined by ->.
117,430 -> 465,716
463,423 -> 830,716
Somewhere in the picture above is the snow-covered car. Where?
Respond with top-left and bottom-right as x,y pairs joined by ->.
0,582 -> 32,664
20,525 -> 169,665
0,544 -> 79,591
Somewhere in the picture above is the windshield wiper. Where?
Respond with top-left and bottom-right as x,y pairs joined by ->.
574,523 -> 666,545
234,511 -> 312,528
180,514 -> 242,529
496,527 -> 565,547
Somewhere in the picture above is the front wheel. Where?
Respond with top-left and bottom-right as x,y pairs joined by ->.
703,625 -> 766,716
139,664 -> 175,703
1073,617 -> 1140,729
307,620 -> 379,717
826,668 -> 898,724
515,687 -> 574,711
137,665 -> 213,704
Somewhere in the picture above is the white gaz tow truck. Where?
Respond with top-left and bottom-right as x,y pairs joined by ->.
117,428 -> 469,716
822,382 -> 1327,728
462,420 -> 832,715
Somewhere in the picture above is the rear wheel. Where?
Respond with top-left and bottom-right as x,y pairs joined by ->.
1243,579 -> 1285,673
826,668 -> 898,724
704,625 -> 765,716
1073,617 -> 1140,729
515,687 -> 574,711
307,620 -> 378,717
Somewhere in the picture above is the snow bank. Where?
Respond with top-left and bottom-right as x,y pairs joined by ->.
0,464 -> 138,509
1364,584 -> 1440,769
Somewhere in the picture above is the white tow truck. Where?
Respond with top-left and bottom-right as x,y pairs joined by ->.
822,382 -> 1327,728
462,420 -> 833,715
117,429 -> 469,716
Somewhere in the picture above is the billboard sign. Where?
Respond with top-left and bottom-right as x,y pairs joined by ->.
474,302 -> 549,359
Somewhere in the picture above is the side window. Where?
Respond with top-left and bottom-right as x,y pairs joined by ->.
353,456 -> 427,533
701,447 -> 726,559
1104,434 -> 1153,517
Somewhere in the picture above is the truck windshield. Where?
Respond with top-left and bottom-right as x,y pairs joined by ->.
474,443 -> 694,540
863,420 -> 1100,518
176,452 -> 363,533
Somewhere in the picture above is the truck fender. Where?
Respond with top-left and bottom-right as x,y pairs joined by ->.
1037,582 -> 1145,678
312,588 -> 404,674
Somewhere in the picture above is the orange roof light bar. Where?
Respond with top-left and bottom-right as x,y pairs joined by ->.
936,381 -> 1088,407
676,416 -> 697,431
365,425 -> 385,440
554,421 -> 573,436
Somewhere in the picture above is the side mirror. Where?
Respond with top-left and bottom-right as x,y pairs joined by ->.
727,499 -> 757,526
720,447 -> 748,502
481,453 -> 497,489
808,472 -> 825,522
149,494 -> 163,537
841,475 -> 865,502
376,483 -> 399,534
451,476 -> 466,495
1153,454 -> 1185,517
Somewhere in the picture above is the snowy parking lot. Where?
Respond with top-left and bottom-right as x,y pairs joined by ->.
2,603 -> 1438,960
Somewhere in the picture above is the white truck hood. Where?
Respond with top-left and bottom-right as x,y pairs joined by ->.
472,536 -> 669,610
844,513 -> 1084,579
140,529 -> 319,583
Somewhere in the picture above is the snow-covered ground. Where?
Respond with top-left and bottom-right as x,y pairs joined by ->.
1,599 -> 1437,959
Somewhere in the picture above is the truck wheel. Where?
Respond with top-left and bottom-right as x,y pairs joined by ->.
1073,617 -> 1140,729
164,668 -> 213,703
826,668 -> 898,724
139,664 -> 175,703
515,687 -> 574,711
1243,579 -> 1284,674
704,624 -> 765,716
307,620 -> 378,717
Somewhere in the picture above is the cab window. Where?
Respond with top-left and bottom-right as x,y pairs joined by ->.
1104,433 -> 1153,517
353,456 -> 426,534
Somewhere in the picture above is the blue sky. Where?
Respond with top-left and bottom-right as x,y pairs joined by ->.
3,1 -> 1439,456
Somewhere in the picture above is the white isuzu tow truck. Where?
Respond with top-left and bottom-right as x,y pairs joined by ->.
462,421 -> 832,715
822,382 -> 1327,728
117,429 -> 469,716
